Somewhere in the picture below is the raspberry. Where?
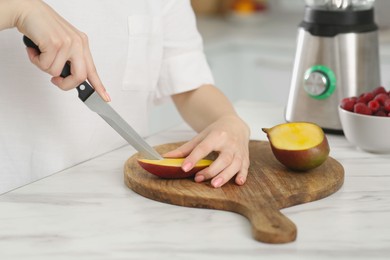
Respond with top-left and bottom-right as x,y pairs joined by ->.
368,100 -> 380,113
340,97 -> 356,111
354,102 -> 372,115
374,93 -> 389,105
357,95 -> 366,104
357,92 -> 375,104
372,86 -> 387,96
374,110 -> 387,117
384,99 -> 390,112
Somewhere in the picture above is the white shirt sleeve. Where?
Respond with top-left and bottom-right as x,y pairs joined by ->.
154,0 -> 214,104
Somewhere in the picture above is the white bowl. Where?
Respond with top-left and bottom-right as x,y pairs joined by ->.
338,106 -> 390,153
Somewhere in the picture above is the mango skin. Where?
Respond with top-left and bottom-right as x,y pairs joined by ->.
137,158 -> 212,179
269,137 -> 330,171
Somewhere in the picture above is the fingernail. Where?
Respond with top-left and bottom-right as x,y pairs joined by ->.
195,175 -> 204,182
237,176 -> 245,185
182,162 -> 193,172
212,177 -> 223,188
105,91 -> 111,102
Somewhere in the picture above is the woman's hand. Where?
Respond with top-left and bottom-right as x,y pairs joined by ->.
164,115 -> 250,188
1,0 -> 110,101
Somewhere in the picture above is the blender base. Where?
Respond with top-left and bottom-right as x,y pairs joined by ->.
323,128 -> 344,135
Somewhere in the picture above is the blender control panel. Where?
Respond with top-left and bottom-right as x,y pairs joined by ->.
303,65 -> 336,100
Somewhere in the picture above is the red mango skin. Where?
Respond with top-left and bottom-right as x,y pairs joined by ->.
137,160 -> 210,179
269,137 -> 330,171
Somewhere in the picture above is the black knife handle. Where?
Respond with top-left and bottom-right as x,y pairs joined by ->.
23,35 -> 94,102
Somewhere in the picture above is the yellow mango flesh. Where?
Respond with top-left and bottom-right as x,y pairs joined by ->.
266,122 -> 324,150
137,158 -> 213,167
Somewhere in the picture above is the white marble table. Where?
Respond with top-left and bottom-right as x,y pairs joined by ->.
1,100 -> 390,260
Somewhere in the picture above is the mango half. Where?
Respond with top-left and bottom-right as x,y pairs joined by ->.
262,122 -> 330,171
137,158 -> 213,179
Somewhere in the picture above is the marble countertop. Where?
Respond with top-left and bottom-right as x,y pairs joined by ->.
1,100 -> 390,260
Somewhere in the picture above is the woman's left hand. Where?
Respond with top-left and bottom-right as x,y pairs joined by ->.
163,115 -> 250,188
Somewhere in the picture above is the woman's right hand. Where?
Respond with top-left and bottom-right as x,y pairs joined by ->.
1,0 -> 110,102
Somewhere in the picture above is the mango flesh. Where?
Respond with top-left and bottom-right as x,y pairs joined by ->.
262,122 -> 330,171
137,158 -> 213,179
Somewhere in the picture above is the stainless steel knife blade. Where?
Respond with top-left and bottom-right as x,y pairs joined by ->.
80,85 -> 163,160
23,36 -> 162,160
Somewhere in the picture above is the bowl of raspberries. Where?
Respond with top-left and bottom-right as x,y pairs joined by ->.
339,86 -> 390,153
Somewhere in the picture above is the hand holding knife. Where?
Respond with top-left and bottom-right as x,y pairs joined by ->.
23,36 -> 163,160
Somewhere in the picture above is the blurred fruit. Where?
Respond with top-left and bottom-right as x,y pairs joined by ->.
372,86 -> 387,96
384,99 -> 390,112
340,97 -> 356,112
374,93 -> 388,105
358,92 -> 374,103
354,103 -> 372,115
368,100 -> 380,113
374,110 -> 387,117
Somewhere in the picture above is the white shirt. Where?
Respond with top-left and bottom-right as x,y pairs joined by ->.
0,0 -> 214,194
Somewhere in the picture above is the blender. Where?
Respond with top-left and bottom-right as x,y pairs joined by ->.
285,0 -> 380,134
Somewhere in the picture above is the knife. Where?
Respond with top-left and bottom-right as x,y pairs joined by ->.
23,36 -> 163,160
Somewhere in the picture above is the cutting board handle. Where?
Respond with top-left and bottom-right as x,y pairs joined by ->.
243,202 -> 297,243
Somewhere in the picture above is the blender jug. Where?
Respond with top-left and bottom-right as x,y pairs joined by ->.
285,0 -> 380,134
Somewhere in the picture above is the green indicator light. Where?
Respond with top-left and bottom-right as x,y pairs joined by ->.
303,65 -> 336,100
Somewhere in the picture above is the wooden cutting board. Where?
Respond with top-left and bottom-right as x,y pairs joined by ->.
124,141 -> 344,244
